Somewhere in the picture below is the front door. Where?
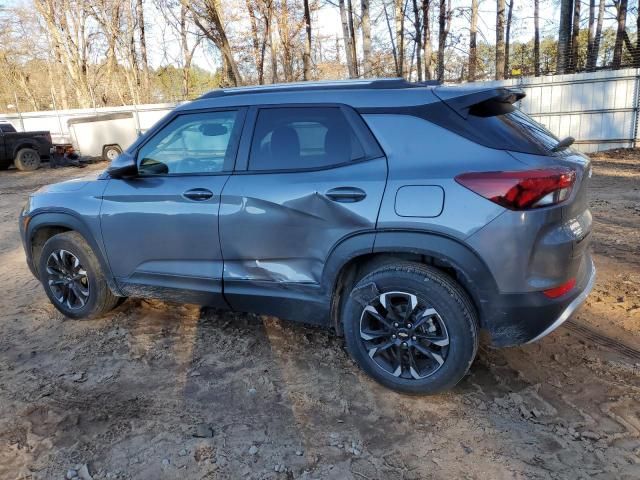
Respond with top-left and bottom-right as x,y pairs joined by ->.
219,105 -> 387,323
100,108 -> 245,306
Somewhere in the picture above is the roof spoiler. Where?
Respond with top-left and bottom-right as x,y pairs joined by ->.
433,86 -> 526,119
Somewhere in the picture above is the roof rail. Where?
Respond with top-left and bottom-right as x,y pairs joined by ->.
198,78 -> 440,100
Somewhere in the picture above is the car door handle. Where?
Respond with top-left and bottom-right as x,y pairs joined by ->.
325,187 -> 367,203
183,188 -> 214,201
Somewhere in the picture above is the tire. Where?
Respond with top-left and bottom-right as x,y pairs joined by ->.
37,231 -> 120,319
14,148 -> 41,171
342,263 -> 478,394
102,144 -> 122,162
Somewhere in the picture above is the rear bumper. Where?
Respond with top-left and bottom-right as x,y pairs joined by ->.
484,255 -> 596,347
525,260 -> 596,344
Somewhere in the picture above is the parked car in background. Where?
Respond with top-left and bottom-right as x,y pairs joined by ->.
19,79 -> 595,394
68,112 -> 139,161
0,123 -> 52,171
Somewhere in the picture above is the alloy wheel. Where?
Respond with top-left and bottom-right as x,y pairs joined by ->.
45,249 -> 90,310
359,291 -> 450,380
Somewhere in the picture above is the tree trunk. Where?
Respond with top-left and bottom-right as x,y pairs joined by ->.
557,0 -> 573,73
412,0 -> 422,81
496,0 -> 505,79
570,0 -> 580,72
339,0 -> 356,77
586,0 -> 595,70
246,0 -> 264,84
303,0 -> 312,80
395,0 -> 405,77
468,0 -> 478,80
588,0 -> 605,70
347,0 -> 358,76
534,0 -> 540,75
437,0 -> 447,81
361,0 -> 372,76
504,0 -> 513,77
136,0 -> 150,102
612,0 -> 628,69
185,0 -> 243,86
267,2 -> 278,83
423,0 -> 432,79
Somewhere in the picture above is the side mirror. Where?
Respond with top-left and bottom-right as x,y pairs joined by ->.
107,151 -> 138,178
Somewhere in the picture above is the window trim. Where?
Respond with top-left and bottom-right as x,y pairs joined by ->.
133,106 -> 247,178
234,103 -> 384,174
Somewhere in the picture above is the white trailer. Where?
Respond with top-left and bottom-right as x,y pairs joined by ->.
67,112 -> 140,161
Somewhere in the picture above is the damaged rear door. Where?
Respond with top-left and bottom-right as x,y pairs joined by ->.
219,105 -> 387,325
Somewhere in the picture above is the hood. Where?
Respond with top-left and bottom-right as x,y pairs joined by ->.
36,170 -> 104,194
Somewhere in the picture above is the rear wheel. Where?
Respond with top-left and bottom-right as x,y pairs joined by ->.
102,144 -> 122,162
342,263 -> 478,394
38,231 -> 120,319
14,148 -> 41,171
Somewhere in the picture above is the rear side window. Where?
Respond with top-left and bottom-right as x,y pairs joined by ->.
469,108 -> 561,153
0,123 -> 16,133
249,107 -> 365,171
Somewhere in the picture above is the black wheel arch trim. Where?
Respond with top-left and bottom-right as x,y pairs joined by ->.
322,229 -> 499,332
25,210 -> 123,296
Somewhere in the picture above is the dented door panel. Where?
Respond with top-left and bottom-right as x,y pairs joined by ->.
219,157 -> 387,319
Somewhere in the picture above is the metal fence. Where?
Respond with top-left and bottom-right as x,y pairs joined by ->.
468,68 -> 640,152
2,69 -> 640,153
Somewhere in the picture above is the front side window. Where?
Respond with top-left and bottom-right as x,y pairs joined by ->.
137,110 -> 239,175
249,107 -> 365,171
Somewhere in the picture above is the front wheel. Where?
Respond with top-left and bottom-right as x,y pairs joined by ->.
342,263 -> 478,394
37,231 -> 120,319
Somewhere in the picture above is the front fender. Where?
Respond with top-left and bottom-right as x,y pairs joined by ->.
25,211 -> 122,295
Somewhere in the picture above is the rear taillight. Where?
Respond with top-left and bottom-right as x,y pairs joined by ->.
455,168 -> 576,210
543,278 -> 576,298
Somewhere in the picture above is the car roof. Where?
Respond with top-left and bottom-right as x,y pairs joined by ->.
183,78 -> 443,111
198,78 -> 439,99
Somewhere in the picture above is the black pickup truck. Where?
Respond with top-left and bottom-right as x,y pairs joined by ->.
0,122 -> 53,171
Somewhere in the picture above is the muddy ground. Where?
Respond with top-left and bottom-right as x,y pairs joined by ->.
0,151 -> 638,480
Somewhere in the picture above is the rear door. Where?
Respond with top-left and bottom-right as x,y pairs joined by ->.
219,105 -> 387,323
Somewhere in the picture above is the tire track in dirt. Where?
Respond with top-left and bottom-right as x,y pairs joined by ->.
564,320 -> 640,361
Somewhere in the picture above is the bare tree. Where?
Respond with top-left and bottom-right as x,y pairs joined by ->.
587,0 -> 605,70
423,0 -> 432,79
412,0 -> 423,81
347,0 -> 358,76
395,0 -> 405,77
339,0 -> 356,77
361,0 -> 372,76
303,0 -> 312,80
136,0 -> 150,101
612,0 -> 628,68
534,0 -> 540,75
468,0 -> 478,80
496,0 -> 505,79
504,0 -> 513,77
570,0 -> 580,71
183,0 -> 243,86
437,0 -> 450,81
557,0 -> 573,73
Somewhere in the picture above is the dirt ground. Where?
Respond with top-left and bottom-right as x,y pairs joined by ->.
0,151 -> 638,480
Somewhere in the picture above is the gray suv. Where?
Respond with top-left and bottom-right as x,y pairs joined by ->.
19,79 -> 595,394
